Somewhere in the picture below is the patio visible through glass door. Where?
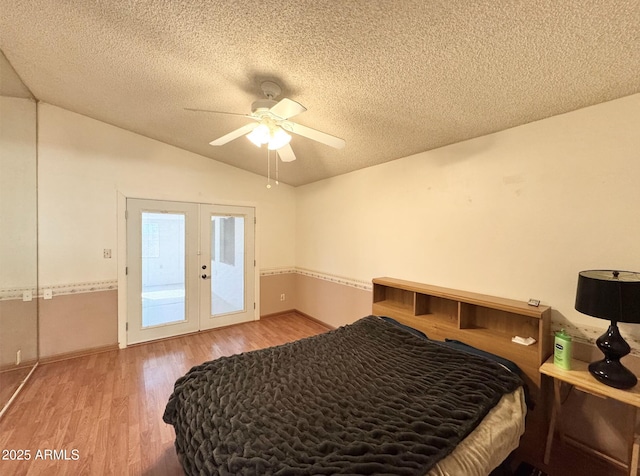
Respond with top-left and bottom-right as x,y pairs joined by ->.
141,212 -> 187,327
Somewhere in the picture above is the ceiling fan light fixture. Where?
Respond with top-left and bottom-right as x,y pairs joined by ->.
201,81 -> 344,165
267,127 -> 292,150
246,124 -> 271,147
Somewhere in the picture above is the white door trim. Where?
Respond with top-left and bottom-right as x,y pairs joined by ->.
116,193 -> 260,349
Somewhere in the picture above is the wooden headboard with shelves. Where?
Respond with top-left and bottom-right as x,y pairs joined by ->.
372,277 -> 552,449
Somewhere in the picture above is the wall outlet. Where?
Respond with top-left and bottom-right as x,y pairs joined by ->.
103,248 -> 112,259
43,289 -> 53,300
280,293 -> 286,301
16,350 -> 21,365
22,290 -> 33,302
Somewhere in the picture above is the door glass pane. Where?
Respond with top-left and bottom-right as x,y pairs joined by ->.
211,215 -> 244,316
141,212 -> 186,327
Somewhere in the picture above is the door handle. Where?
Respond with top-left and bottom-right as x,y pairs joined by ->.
201,274 -> 210,279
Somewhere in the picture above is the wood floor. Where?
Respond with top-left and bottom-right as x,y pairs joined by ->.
0,366 -> 33,413
0,313 -> 330,476
0,312 -> 627,476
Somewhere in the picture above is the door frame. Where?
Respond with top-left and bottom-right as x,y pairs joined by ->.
116,192 -> 261,349
199,204 -> 256,330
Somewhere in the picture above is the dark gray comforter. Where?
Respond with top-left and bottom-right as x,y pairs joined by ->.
163,316 -> 522,475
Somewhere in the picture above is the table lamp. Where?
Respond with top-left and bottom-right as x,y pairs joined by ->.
575,270 -> 640,389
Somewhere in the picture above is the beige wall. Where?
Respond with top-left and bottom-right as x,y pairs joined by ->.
295,93 -> 640,344
38,290 -> 117,359
0,299 -> 38,365
260,272 -> 297,316
37,103 -> 297,356
295,274 -> 371,328
260,271 -> 371,328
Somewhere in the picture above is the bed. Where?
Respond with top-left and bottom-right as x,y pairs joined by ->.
163,315 -> 526,475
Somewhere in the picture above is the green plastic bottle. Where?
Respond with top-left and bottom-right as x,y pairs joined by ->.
554,329 -> 572,370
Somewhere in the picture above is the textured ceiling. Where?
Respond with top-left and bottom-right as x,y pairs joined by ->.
1,1 -> 639,186
0,50 -> 33,99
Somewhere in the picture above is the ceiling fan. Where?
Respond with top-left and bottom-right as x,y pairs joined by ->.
187,81 -> 345,163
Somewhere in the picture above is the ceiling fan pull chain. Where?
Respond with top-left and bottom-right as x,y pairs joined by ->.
276,151 -> 279,186
266,148 -> 272,189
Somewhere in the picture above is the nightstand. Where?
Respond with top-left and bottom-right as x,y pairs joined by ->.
540,356 -> 640,476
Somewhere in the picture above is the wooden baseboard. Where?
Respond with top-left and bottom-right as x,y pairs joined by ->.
39,344 -> 120,365
262,309 -> 335,330
295,310 -> 336,330
0,360 -> 38,373
260,309 -> 297,319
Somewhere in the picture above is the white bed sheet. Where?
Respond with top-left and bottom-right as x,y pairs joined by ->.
427,386 -> 526,476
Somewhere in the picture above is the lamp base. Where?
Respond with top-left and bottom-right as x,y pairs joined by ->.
588,359 -> 637,389
589,321 -> 637,389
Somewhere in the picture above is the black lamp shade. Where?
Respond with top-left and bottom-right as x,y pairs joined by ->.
575,270 -> 640,323
575,270 -> 640,389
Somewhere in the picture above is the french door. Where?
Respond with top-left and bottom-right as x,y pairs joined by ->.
126,199 -> 255,344
199,204 -> 255,330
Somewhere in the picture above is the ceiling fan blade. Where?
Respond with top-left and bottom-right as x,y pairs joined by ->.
185,107 -> 252,118
277,143 -> 297,162
209,122 -> 259,146
287,122 -> 346,149
269,98 -> 307,119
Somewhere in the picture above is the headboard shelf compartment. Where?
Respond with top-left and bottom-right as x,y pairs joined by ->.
372,276 -> 552,453
373,284 -> 414,317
